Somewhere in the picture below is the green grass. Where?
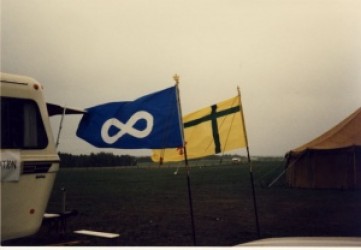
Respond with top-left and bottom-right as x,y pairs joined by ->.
4,160 -> 361,246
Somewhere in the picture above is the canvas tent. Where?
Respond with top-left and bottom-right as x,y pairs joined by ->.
286,107 -> 361,189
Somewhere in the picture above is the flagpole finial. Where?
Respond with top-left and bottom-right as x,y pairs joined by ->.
173,74 -> 180,85
237,85 -> 242,97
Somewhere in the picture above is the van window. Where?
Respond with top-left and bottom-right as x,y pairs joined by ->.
1,97 -> 48,149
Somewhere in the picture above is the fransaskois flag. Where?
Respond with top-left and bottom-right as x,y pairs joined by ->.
152,96 -> 246,162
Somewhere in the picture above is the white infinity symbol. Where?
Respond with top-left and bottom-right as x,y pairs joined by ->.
101,111 -> 154,144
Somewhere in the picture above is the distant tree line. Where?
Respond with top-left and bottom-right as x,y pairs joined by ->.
59,152 -> 139,168
58,152 -> 284,168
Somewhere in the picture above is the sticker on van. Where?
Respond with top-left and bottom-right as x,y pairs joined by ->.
1,150 -> 21,182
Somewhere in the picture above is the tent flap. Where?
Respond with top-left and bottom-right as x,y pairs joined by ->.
287,146 -> 361,189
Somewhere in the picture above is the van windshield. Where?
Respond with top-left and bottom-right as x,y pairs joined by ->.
1,97 -> 48,149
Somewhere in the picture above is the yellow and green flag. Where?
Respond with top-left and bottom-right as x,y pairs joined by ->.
152,95 -> 246,162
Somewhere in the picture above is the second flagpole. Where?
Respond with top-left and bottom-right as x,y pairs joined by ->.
237,86 -> 261,239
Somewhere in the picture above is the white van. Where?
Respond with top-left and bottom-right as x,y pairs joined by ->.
1,73 -> 60,241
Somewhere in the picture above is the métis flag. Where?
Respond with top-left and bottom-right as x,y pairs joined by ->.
152,95 -> 246,162
76,86 -> 183,149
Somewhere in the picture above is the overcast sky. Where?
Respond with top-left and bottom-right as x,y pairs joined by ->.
1,0 -> 361,156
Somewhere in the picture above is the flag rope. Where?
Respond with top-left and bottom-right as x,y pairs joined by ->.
214,97 -> 239,164
219,96 -> 240,155
155,84 -> 182,166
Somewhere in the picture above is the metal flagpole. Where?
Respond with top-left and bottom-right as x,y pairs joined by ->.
55,105 -> 67,149
174,74 -> 197,246
237,86 -> 261,238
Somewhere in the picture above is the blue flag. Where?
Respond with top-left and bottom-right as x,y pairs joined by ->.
76,86 -> 183,149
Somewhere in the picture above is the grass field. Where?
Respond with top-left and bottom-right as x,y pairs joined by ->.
4,160 -> 361,246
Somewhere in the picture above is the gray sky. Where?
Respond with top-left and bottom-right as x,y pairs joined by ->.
1,0 -> 361,156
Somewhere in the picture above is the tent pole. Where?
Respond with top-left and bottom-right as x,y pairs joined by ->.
353,146 -> 357,189
237,87 -> 261,238
310,150 -> 316,188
